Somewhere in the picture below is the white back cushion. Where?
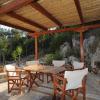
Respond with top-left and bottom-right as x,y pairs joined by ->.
72,61 -> 84,69
52,60 -> 65,67
5,64 -> 16,76
64,68 -> 88,90
26,60 -> 39,65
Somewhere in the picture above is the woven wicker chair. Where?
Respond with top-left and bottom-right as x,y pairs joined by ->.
53,68 -> 88,100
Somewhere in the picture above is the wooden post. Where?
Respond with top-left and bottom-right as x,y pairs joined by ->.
80,31 -> 84,62
34,35 -> 38,60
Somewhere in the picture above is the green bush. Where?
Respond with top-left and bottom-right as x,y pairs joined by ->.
45,54 -> 55,65
45,52 -> 63,65
53,51 -> 63,60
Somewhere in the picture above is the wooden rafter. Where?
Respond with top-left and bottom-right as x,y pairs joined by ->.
7,12 -> 47,30
37,24 -> 100,35
31,2 -> 62,27
74,0 -> 84,24
0,20 -> 34,33
0,0 -> 34,14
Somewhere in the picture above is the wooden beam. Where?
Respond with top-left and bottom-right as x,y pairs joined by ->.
0,0 -> 33,14
74,0 -> 84,24
86,24 -> 100,30
31,2 -> 62,27
38,24 -> 100,35
0,20 -> 34,33
7,12 -> 47,30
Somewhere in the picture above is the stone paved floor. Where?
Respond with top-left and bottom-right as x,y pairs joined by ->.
0,73 -> 100,100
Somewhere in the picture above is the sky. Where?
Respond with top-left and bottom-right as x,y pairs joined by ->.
0,25 -> 12,30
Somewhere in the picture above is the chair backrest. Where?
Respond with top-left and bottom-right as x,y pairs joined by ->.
52,60 -> 65,67
26,60 -> 39,65
72,61 -> 84,70
5,64 -> 16,76
64,68 -> 88,90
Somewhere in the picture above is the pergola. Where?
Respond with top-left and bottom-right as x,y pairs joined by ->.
0,0 -> 100,61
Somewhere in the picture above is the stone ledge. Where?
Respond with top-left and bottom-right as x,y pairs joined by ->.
0,72 -> 7,83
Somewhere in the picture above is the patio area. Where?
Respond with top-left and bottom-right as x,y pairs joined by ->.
0,0 -> 100,100
0,73 -> 100,100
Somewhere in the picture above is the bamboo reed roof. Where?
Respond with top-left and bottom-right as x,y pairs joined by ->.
0,0 -> 100,33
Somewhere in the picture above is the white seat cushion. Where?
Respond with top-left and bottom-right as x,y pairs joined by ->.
64,68 -> 88,90
72,61 -> 84,69
52,60 -> 65,67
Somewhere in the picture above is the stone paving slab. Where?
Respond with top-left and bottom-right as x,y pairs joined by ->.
0,73 -> 100,100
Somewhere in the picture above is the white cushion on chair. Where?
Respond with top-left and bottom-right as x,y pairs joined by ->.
26,60 -> 39,65
72,61 -> 84,69
5,64 -> 16,76
64,68 -> 88,90
52,60 -> 65,67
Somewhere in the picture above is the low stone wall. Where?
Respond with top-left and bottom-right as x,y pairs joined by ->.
0,72 -> 7,83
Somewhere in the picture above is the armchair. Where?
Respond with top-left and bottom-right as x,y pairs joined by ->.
5,64 -> 28,94
72,61 -> 84,70
53,68 -> 88,100
47,60 -> 65,83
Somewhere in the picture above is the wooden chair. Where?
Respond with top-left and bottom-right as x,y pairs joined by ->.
5,64 -> 28,94
72,61 -> 84,70
26,60 -> 44,82
52,60 -> 65,67
52,68 -> 88,100
47,60 -> 65,83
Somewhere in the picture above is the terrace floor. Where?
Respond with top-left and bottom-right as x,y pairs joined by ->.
0,73 -> 100,100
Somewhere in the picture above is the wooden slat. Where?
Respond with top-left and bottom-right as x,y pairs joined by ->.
74,0 -> 84,24
31,2 -> 62,27
7,12 -> 47,30
38,0 -> 80,26
0,0 -> 33,14
0,20 -> 34,33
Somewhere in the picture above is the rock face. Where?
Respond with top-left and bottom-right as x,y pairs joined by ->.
72,37 -> 80,49
59,28 -> 100,69
84,36 -> 95,54
83,28 -> 100,68
91,42 -> 100,68
68,56 -> 79,62
60,42 -> 71,58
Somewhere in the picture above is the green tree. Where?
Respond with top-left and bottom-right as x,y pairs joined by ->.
12,46 -> 23,66
0,36 -> 8,65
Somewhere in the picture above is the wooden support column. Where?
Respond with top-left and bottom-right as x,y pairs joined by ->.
34,33 -> 39,60
80,31 -> 84,62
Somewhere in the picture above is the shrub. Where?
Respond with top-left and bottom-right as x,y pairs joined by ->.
53,51 -> 63,60
45,54 -> 55,65
45,52 -> 63,65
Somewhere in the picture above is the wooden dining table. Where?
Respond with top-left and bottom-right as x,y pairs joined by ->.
23,64 -> 70,92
